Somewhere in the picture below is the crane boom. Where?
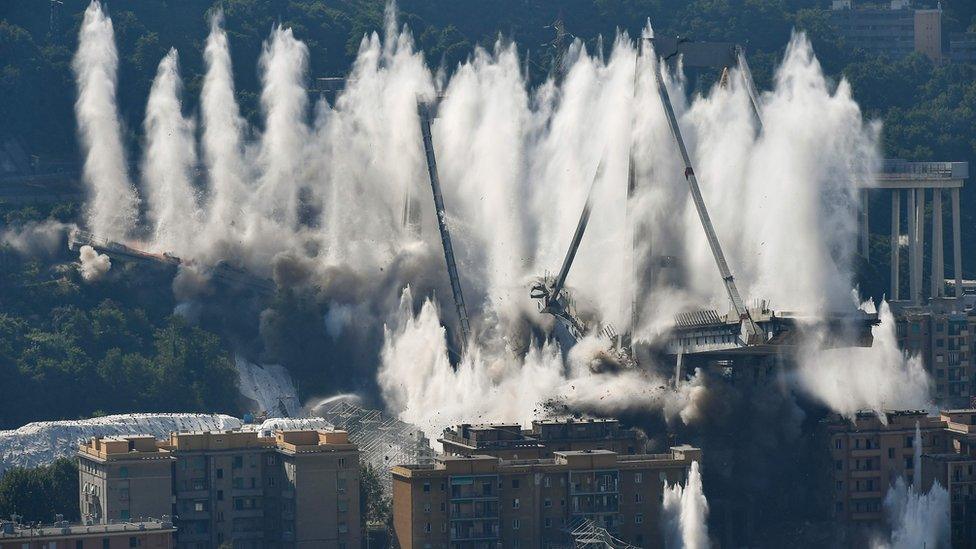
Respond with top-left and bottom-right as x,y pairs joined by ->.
651,61 -> 763,344
417,99 -> 472,348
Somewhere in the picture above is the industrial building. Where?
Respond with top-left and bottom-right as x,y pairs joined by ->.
439,418 -> 646,460
0,519 -> 175,549
829,1 -> 944,63
391,445 -> 701,548
78,429 -> 360,549
828,408 -> 976,547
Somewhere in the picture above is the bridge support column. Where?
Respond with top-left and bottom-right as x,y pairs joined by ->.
952,187 -> 963,297
932,189 -> 944,298
891,190 -> 900,301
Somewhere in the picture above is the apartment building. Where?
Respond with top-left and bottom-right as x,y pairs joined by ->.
439,418 -> 645,460
391,445 -> 701,548
79,429 -> 360,549
827,410 -> 947,523
920,409 -> 976,548
895,301 -> 976,406
829,1 -> 944,63
0,519 -> 174,549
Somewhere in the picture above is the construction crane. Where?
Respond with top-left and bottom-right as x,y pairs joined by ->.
648,36 -> 765,345
417,96 -> 472,349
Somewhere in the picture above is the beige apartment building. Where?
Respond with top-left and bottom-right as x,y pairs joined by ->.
439,418 -> 646,460
827,409 -> 947,522
829,408 -> 976,547
79,429 -> 360,549
392,445 -> 701,549
920,409 -> 976,547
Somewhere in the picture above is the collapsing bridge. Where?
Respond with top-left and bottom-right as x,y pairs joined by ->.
415,35 -> 878,380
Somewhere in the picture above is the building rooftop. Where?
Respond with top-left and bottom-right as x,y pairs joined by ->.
0,519 -> 175,540
391,446 -> 701,478
80,428 -> 355,460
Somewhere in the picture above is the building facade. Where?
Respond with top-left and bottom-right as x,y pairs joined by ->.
0,520 -> 174,549
391,445 -> 701,549
829,2 -> 943,63
439,418 -> 645,460
830,409 -> 976,547
827,410 -> 947,523
79,429 -> 360,549
920,409 -> 976,548
895,301 -> 976,406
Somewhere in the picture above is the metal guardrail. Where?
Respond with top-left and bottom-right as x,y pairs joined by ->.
880,160 -> 969,179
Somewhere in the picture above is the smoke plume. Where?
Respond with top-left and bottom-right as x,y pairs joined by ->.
794,300 -> 933,419
78,244 -> 111,281
69,1 -> 933,441
72,1 -> 139,241
143,48 -> 201,255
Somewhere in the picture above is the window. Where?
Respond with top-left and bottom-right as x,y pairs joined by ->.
544,498 -> 552,508
119,466 -> 128,478
513,519 -> 520,530
338,458 -> 346,468
513,498 -> 520,509
120,510 -> 130,521
635,472 -> 642,484
544,476 -> 551,488
545,518 -> 552,528
424,522 -> 431,533
76,541 -> 83,549
423,482 -> 431,493
512,479 -> 520,489
120,488 -> 129,501
635,513 -> 644,524
905,436 -> 913,448
194,501 -> 205,512
233,456 -> 243,469
635,493 -> 643,503
266,455 -> 276,465
888,448 -> 895,459
338,522 -> 348,534
216,468 -> 223,479
217,490 -> 223,501
128,537 -> 138,548
102,539 -> 110,549
423,503 -> 431,513
905,457 -> 914,469
835,460 -> 843,471
233,477 -> 244,489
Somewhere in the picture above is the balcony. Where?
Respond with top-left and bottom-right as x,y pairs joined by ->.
851,470 -> 882,479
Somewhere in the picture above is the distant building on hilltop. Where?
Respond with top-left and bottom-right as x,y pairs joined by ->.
391,445 -> 700,548
829,1 -> 944,63
439,418 -> 646,460
78,429 -> 360,549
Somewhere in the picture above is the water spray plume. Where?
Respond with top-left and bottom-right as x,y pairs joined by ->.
662,460 -> 710,549
72,1 -> 139,241
143,48 -> 201,256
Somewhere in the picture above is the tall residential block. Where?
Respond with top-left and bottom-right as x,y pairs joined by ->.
895,302 -> 976,406
79,429 -> 360,549
920,409 -> 976,548
391,445 -> 701,548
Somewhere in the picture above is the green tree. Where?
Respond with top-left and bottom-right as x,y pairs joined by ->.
0,458 -> 79,523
